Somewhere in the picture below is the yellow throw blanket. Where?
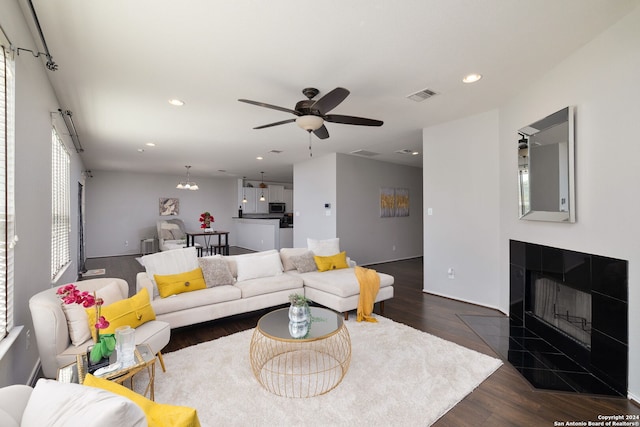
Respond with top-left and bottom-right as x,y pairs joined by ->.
355,266 -> 380,323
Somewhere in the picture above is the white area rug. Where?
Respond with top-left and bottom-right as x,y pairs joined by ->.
145,316 -> 502,426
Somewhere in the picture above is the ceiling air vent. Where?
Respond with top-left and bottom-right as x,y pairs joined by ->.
269,149 -> 283,154
350,149 -> 380,157
395,149 -> 413,155
407,88 -> 438,102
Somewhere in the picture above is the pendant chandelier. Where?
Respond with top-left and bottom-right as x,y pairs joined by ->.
176,165 -> 199,190
259,172 -> 266,201
242,177 -> 247,203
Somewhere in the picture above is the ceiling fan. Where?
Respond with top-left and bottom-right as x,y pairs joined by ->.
238,87 -> 383,139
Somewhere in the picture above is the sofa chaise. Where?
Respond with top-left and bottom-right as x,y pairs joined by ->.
136,245 -> 394,329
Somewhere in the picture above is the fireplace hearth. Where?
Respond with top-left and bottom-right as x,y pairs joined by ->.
464,242 -> 628,397
508,240 -> 628,396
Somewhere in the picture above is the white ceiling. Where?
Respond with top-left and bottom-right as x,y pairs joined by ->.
20,0 -> 639,183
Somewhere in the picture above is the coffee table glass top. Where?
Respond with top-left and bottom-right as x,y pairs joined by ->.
258,307 -> 342,341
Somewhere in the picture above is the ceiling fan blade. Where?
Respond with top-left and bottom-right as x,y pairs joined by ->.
313,125 -> 330,139
253,118 -> 296,129
238,99 -> 300,116
325,114 -> 383,126
311,87 -> 350,114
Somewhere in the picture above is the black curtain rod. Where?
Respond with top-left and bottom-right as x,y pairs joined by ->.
19,0 -> 57,71
58,109 -> 84,153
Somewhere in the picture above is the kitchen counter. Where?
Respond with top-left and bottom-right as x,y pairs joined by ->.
233,218 -> 293,251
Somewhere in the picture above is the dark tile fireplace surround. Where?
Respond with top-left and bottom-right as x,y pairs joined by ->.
464,240 -> 628,397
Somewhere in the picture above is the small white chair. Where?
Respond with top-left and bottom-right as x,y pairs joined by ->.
29,278 -> 170,379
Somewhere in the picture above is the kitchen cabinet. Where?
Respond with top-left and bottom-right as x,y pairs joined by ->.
268,185 -> 284,202
240,187 -> 257,213
256,187 -> 269,213
239,186 -> 269,214
284,189 -> 293,212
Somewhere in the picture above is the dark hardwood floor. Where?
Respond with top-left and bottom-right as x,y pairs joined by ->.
84,252 -> 640,425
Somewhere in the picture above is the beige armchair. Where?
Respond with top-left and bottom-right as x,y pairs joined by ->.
29,278 -> 170,379
157,218 -> 188,251
157,218 -> 202,253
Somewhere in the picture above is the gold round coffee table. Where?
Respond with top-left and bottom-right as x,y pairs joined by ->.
250,307 -> 351,398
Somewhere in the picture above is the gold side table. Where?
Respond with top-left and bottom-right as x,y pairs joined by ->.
57,344 -> 157,401
250,307 -> 351,398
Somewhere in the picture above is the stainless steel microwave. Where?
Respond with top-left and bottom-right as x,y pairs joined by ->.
269,202 -> 286,213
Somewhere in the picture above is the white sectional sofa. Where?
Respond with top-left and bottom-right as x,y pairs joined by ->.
136,246 -> 394,329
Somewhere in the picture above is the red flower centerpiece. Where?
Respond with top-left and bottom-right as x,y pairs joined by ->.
57,284 -> 116,363
199,211 -> 214,230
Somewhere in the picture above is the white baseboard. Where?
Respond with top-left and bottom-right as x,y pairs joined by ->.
422,289 -> 507,315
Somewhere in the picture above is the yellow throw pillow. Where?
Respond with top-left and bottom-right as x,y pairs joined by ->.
87,288 -> 156,339
314,251 -> 349,272
83,374 -> 201,427
154,268 -> 207,298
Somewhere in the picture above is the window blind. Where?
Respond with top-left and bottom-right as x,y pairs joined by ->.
0,40 -> 16,341
51,128 -> 70,279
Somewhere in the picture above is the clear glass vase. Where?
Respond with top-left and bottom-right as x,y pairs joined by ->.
288,304 -> 309,323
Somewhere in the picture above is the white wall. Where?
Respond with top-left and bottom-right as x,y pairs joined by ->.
336,153 -> 423,265
293,154 -> 337,248
499,6 -> 640,399
0,0 -> 84,386
423,6 -> 640,399
85,171 -> 238,257
423,110 -> 501,309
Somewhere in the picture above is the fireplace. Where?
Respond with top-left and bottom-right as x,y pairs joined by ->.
509,240 -> 628,396
532,275 -> 592,348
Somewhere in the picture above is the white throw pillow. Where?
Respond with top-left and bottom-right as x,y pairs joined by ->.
21,379 -> 147,427
61,281 -> 123,346
307,237 -> 340,256
140,247 -> 199,298
224,249 -> 279,278
236,252 -> 283,282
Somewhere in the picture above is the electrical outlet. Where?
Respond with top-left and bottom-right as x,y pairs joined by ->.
125,240 -> 129,246
448,268 -> 455,279
392,245 -> 396,251
26,329 -> 31,350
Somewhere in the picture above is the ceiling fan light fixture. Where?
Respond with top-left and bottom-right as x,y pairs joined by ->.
296,115 -> 324,131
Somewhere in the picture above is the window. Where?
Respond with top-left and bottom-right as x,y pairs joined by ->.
1,38 -> 16,341
51,128 -> 70,279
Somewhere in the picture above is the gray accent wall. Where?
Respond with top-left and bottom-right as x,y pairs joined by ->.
294,153 -> 422,265
85,171 -> 238,257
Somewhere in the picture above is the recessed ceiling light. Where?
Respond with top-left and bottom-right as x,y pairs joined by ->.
462,74 -> 482,83
145,142 -> 156,147
412,151 -> 420,156
137,148 -> 145,153
256,156 -> 263,160
168,99 -> 185,106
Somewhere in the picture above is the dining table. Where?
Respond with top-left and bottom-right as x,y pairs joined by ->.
185,230 -> 230,256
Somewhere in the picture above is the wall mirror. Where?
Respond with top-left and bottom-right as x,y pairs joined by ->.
518,106 -> 575,222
